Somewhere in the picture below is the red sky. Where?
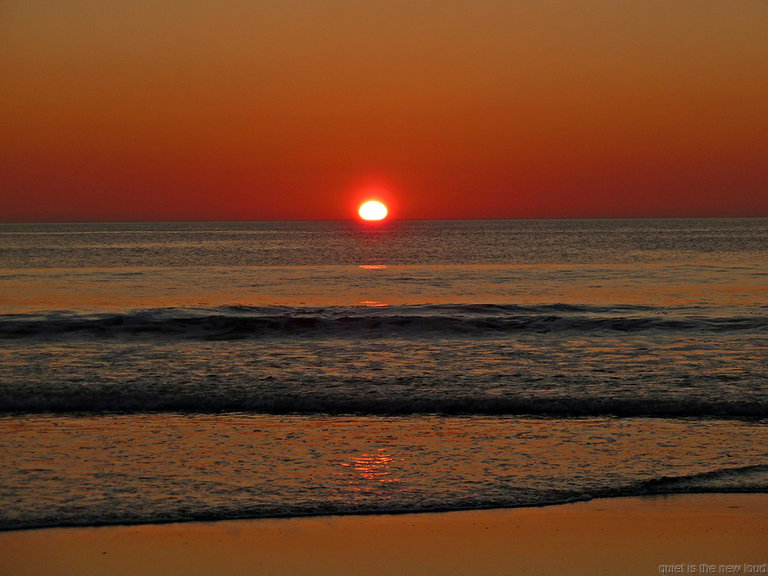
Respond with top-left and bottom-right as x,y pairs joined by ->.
2,1 -> 767,221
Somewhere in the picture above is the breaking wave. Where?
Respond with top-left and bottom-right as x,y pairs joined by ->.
3,390 -> 767,419
1,304 -> 765,340
637,464 -> 768,494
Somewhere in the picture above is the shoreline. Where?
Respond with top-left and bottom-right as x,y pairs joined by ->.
0,489 -> 764,534
1,494 -> 766,576
0,492 -> 698,534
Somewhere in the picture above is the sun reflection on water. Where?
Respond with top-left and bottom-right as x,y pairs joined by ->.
339,449 -> 401,485
359,300 -> 386,307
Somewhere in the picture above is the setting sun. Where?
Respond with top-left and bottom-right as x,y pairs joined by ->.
358,201 -> 388,221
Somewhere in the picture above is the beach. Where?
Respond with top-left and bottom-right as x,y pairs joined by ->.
1,494 -> 766,576
1,220 -> 766,573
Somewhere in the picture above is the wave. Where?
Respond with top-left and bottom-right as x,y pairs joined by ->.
637,464 -> 768,495
3,464 -> 766,532
3,392 -> 766,419
1,304 -> 765,340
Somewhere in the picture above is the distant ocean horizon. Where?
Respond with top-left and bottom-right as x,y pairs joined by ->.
4,215 -> 767,224
1,218 -> 766,530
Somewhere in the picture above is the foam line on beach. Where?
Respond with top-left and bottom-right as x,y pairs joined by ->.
2,465 -> 767,532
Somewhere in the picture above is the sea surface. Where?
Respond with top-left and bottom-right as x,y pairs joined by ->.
0,218 -> 767,530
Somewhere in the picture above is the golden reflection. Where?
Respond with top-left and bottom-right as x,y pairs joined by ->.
358,264 -> 388,270
359,300 -> 386,307
340,450 -> 399,483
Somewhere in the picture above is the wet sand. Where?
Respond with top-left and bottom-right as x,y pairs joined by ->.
1,494 -> 766,576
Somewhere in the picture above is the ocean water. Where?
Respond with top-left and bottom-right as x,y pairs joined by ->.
0,218 -> 767,530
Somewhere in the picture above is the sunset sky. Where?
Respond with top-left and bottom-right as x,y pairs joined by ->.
2,1 -> 767,221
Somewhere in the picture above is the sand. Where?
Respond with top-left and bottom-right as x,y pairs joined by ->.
1,494 -> 766,576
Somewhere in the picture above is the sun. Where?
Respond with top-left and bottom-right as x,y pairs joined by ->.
358,200 -> 388,221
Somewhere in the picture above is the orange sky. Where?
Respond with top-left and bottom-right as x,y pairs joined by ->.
2,1 -> 767,221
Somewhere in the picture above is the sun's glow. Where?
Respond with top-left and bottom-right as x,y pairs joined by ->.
358,200 -> 388,221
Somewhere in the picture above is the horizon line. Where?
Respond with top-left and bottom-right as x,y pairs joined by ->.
2,215 -> 767,225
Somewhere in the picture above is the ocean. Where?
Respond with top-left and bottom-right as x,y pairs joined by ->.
1,218 -> 767,530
